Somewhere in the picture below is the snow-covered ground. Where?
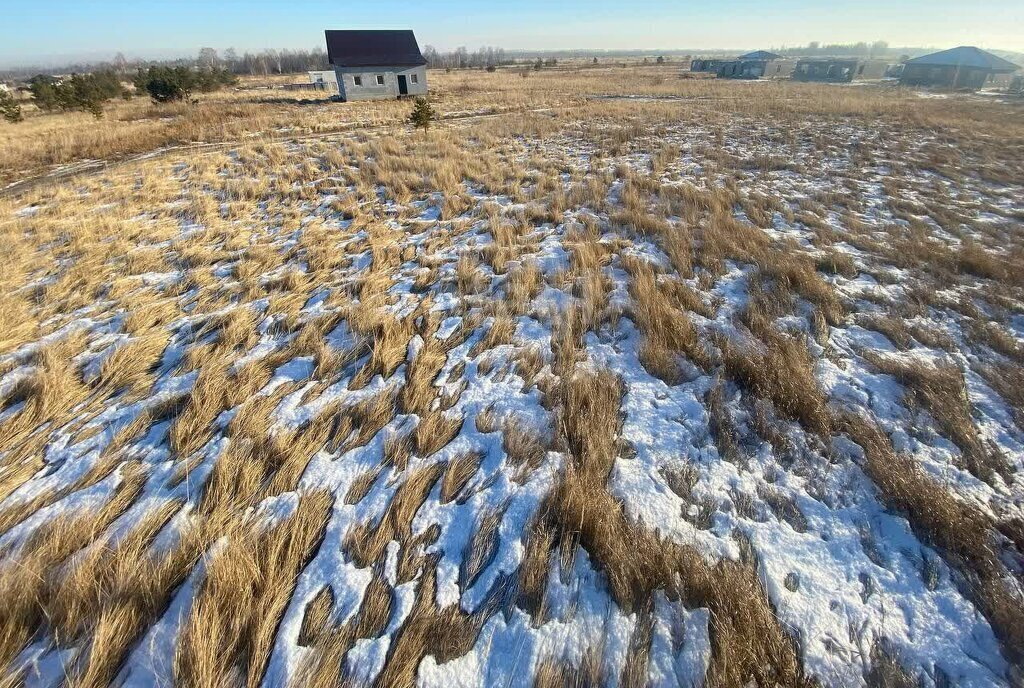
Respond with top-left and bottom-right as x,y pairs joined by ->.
0,103 -> 1022,687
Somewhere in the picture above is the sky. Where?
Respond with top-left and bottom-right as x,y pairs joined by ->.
2,0 -> 1023,67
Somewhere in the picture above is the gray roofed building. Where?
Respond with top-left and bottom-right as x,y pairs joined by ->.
324,29 -> 429,101
899,46 -> 1020,90
738,50 -> 782,61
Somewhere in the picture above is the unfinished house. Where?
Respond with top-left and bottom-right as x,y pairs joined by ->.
792,58 -> 888,83
899,46 -> 1020,91
716,52 -> 795,80
690,58 -> 725,73
325,29 -> 428,102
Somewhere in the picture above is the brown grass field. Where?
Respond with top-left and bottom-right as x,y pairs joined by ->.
0,64 -> 1023,687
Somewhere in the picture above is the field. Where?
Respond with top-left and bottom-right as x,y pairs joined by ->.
1,66 -> 1023,687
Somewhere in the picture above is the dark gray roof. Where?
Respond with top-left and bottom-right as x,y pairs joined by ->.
906,46 -> 1019,72
324,30 -> 427,68
738,50 -> 781,61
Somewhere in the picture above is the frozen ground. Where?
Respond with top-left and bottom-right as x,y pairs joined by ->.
0,101 -> 1022,687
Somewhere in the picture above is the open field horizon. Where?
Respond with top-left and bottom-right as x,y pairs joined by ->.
1,66 -> 1023,686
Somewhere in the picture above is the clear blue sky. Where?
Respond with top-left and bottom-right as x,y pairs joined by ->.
2,0 -> 1022,67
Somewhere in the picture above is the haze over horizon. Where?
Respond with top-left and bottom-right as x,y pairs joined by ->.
2,0 -> 1023,68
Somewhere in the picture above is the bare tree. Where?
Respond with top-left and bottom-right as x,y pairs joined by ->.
198,47 -> 219,69
223,47 -> 238,70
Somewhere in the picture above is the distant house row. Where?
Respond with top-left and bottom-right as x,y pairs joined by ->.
691,46 -> 1020,91
690,51 -> 896,82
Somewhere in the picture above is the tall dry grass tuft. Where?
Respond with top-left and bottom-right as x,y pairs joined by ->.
627,262 -> 710,382
350,312 -> 414,389
531,366 -> 809,686
978,363 -> 1024,430
169,361 -> 232,459
344,462 -> 444,568
460,504 -> 506,592
0,463 -> 148,676
506,259 -> 543,314
372,560 -> 484,688
95,331 -> 170,395
864,353 -> 1007,482
414,410 -> 464,457
400,328 -> 448,416
0,335 -> 92,499
721,326 -> 832,436
174,490 -> 333,688
49,499 -> 195,688
441,450 -> 484,504
533,647 -> 607,687
842,414 -> 1024,665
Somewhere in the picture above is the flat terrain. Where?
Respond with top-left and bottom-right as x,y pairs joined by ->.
1,67 -> 1023,687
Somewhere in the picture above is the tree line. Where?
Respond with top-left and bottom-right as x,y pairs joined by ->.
421,46 -> 514,70
775,41 -> 895,58
1,65 -> 237,123
1,45 -> 523,82
25,71 -> 128,118
0,47 -> 330,82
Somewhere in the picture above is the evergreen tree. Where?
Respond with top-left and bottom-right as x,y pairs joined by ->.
0,89 -> 22,123
136,65 -> 233,103
408,97 -> 436,131
27,71 -> 125,117
28,75 -> 60,111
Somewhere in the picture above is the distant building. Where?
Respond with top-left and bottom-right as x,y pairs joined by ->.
717,57 -> 795,80
737,50 -> 782,61
884,63 -> 905,79
690,58 -> 725,73
899,46 -> 1020,91
792,58 -> 888,83
325,29 -> 428,102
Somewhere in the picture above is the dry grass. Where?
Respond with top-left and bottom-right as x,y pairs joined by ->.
721,326 -> 832,436
370,561 -> 484,688
175,490 -> 333,688
2,64 -> 1023,686
459,503 -> 505,591
344,462 -> 444,568
842,415 -> 1024,665
506,259 -> 543,314
0,463 -> 149,676
441,450 -> 483,503
627,262 -> 710,382
864,352 -> 1007,482
414,410 -> 464,457
532,367 -> 809,686
978,363 -> 1024,430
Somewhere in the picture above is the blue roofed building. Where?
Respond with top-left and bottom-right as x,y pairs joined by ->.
899,46 -> 1020,90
